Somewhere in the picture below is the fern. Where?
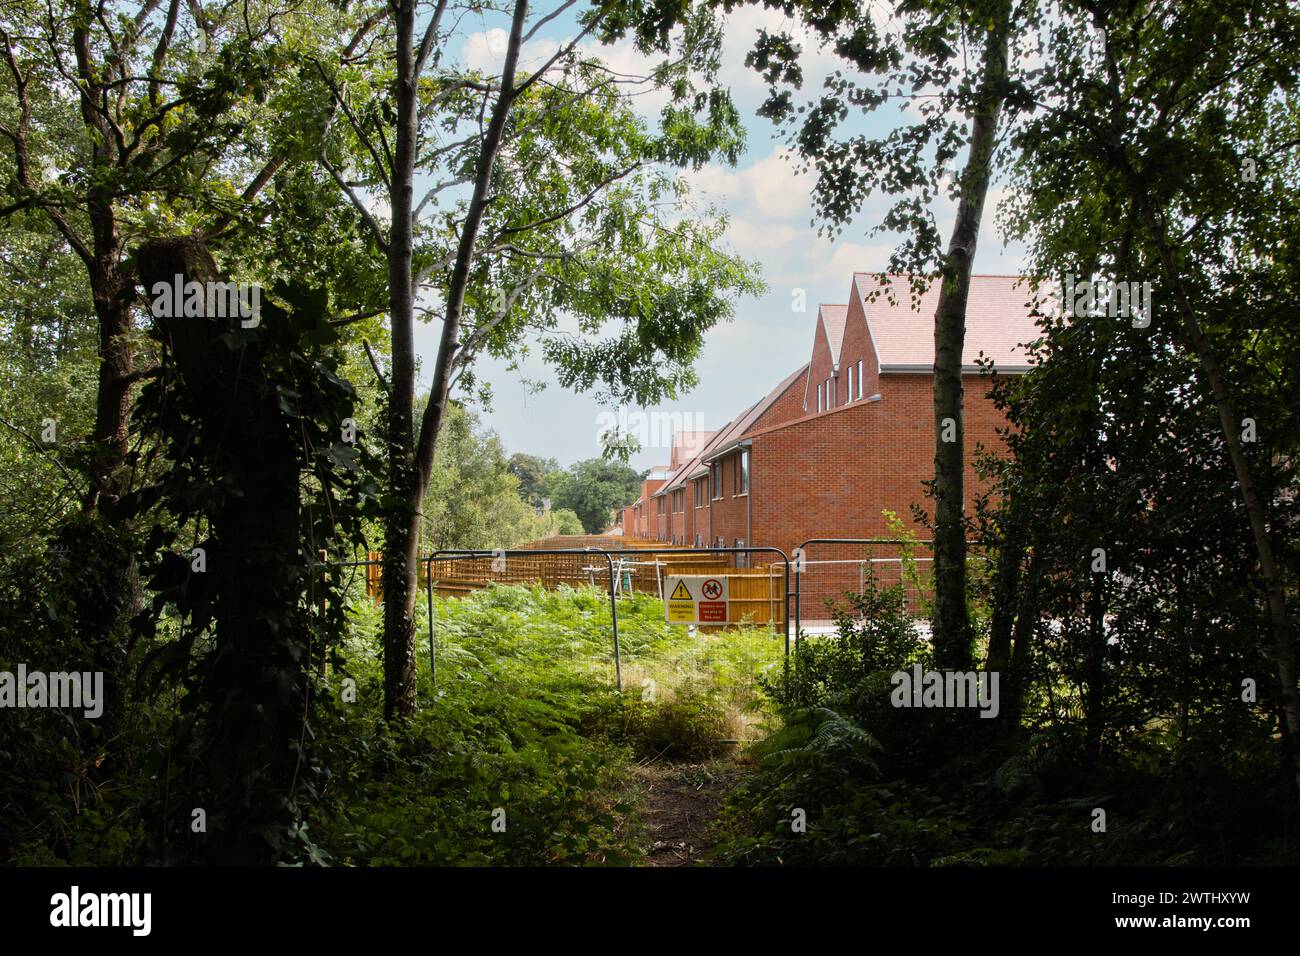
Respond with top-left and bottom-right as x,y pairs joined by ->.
766,706 -> 881,775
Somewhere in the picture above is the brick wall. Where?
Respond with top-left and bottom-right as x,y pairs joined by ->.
837,279 -> 881,402
748,372 -> 1011,618
707,450 -> 751,554
636,478 -> 665,538
752,365 -> 809,430
690,475 -> 709,546
807,315 -> 837,414
668,486 -> 690,544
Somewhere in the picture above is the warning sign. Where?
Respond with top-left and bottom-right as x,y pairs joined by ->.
663,575 -> 729,626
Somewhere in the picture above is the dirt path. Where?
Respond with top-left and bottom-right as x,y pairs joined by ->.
629,756 -> 751,866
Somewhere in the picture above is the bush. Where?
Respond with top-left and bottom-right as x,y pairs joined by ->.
717,569 -> 1300,867
582,683 -> 733,761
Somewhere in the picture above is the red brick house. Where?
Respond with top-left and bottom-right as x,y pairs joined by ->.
642,273 -> 1042,609
619,431 -> 717,538
620,467 -> 669,539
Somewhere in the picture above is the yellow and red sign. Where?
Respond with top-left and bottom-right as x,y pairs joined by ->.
663,575 -> 729,625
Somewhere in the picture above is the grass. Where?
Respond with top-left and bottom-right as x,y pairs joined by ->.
305,583 -> 783,866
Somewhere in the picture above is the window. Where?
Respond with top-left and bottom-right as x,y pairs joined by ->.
857,360 -> 864,398
816,383 -> 823,412
710,461 -> 722,499
847,364 -> 854,402
826,377 -> 833,408
695,534 -> 703,548
694,478 -> 706,508
738,449 -> 750,494
735,537 -> 746,568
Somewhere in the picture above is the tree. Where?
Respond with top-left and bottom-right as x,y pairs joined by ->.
548,508 -> 586,535
0,223 -> 97,549
0,0 -> 295,512
123,237 -> 375,863
549,456 -> 642,532
992,0 -> 1300,790
423,405 -> 563,550
926,0 -> 1012,670
508,452 -> 562,505
313,0 -> 762,718
744,0 -> 1024,668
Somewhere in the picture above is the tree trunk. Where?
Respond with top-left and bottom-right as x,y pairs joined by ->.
930,0 -> 1013,670
73,12 -> 134,514
1082,575 -> 1107,768
379,0 -> 527,721
380,0 -> 422,721
986,504 -> 1027,674
1006,531 -> 1043,724
83,233 -> 134,514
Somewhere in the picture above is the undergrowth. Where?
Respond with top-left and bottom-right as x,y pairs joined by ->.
306,583 -> 782,865
713,576 -> 1300,866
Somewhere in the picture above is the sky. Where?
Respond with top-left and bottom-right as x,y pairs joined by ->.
413,4 -> 1029,473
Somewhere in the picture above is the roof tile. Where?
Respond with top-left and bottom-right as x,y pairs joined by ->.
853,273 -> 1046,370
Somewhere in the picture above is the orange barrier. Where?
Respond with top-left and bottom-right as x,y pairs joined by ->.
361,545 -> 787,629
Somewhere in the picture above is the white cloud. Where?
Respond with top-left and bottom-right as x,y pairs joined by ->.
724,218 -> 803,255
684,147 -> 811,222
808,241 -> 895,284
462,27 -> 561,76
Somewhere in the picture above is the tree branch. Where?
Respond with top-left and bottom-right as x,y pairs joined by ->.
363,338 -> 390,392
413,0 -> 529,485
321,153 -> 390,251
0,415 -> 81,488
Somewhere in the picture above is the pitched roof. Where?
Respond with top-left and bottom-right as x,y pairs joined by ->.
671,430 -> 715,468
654,430 -> 725,496
656,411 -> 747,493
818,304 -> 849,366
654,362 -> 809,494
723,363 -> 810,450
853,273 -> 1044,371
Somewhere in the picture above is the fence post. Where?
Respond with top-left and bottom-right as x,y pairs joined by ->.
600,549 -> 622,693
425,554 -> 436,687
